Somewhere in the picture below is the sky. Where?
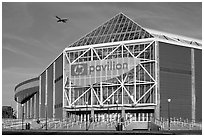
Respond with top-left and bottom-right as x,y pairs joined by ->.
2,2 -> 202,111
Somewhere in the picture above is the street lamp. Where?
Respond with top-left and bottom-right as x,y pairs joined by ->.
45,105 -> 48,130
85,102 -> 88,131
167,98 -> 171,130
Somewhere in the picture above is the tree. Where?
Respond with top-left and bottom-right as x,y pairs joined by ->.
2,106 -> 16,119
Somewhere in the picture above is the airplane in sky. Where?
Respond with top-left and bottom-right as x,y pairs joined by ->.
55,16 -> 68,23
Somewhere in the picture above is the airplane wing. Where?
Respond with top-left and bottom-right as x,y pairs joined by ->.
62,18 -> 68,21
55,16 -> 61,20
62,20 -> 67,23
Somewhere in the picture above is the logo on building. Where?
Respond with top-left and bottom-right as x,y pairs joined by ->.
69,58 -> 140,86
71,60 -> 130,77
71,63 -> 88,76
89,61 -> 128,74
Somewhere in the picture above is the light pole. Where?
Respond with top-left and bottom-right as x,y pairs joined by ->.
167,98 -> 171,130
45,105 -> 48,130
85,102 -> 88,131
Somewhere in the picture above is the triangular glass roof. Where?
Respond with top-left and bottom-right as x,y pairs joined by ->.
68,13 -> 154,48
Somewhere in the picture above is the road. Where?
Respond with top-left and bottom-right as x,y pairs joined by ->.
2,129 -> 202,135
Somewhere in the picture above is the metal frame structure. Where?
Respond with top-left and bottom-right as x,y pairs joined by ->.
63,39 -> 157,112
61,13 -> 158,121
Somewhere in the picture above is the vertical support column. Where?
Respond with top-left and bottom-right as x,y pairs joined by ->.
54,54 -> 63,119
47,64 -> 54,119
16,102 -> 19,119
147,113 -> 149,121
91,48 -> 93,61
33,94 -> 36,119
29,98 -> 31,118
19,103 -> 23,119
154,40 -> 160,120
121,107 -> 125,121
31,97 -> 34,118
45,69 -> 48,121
53,62 -> 56,119
69,59 -> 72,108
40,72 -> 46,118
30,99 -> 32,118
142,113 -> 145,121
45,70 -> 48,109
28,100 -> 31,118
138,113 -> 140,121
191,48 -> 195,123
91,108 -> 94,122
134,65 -> 136,103
36,91 -> 39,120
80,114 -> 82,123
28,101 -> 30,118
62,51 -> 66,120
100,82 -> 103,106
121,82 -> 124,106
91,88 -> 93,106
39,76 -> 41,119
24,102 -> 27,119
29,98 -> 32,118
26,101 -> 28,118
33,96 -> 35,118
30,100 -> 32,118
121,44 -> 124,106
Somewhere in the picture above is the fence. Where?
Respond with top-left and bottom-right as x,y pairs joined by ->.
152,117 -> 202,130
2,117 -> 202,131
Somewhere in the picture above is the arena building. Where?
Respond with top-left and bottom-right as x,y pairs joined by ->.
14,13 -> 202,130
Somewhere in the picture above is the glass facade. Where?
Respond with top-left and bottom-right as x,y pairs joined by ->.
69,13 -> 153,48
64,41 -> 156,109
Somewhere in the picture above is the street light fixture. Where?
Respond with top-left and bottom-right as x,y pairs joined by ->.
167,98 -> 171,131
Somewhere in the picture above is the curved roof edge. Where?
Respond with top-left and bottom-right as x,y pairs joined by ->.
14,77 -> 39,91
14,77 -> 39,104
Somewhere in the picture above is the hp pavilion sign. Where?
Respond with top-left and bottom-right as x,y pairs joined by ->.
69,58 -> 140,86
71,58 -> 140,77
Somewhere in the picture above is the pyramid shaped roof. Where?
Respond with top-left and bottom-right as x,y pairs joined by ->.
68,13 -> 154,48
